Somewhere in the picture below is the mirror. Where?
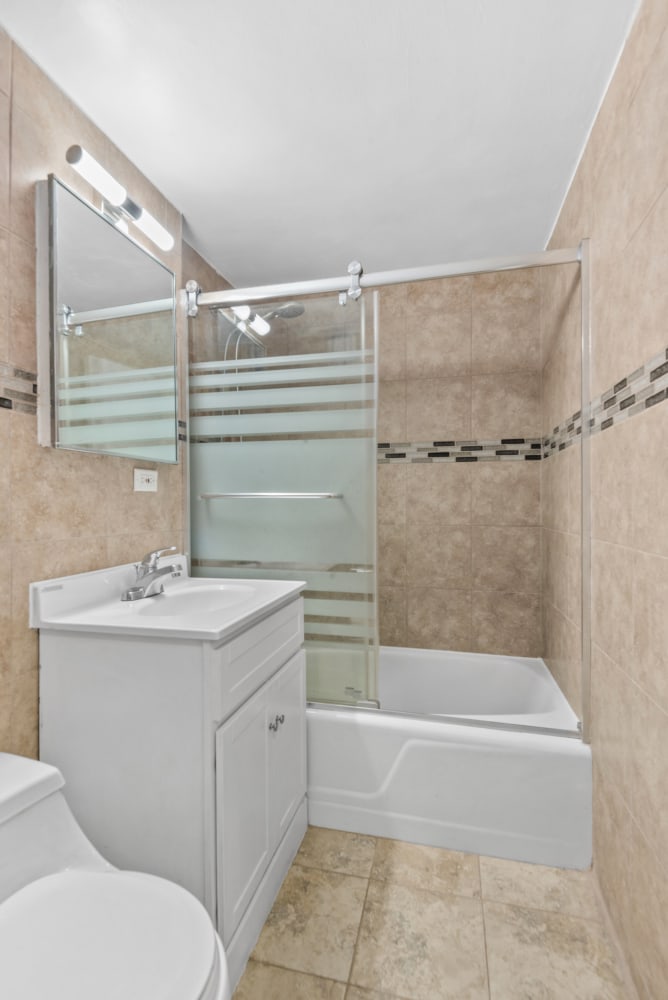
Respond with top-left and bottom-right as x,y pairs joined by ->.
36,176 -> 178,463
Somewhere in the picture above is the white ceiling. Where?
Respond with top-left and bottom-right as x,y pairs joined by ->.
1,0 -> 639,289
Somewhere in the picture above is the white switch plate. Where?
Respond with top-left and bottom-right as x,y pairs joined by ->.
134,468 -> 158,492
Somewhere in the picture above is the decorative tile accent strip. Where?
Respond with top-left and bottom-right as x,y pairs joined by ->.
378,438 -> 543,463
0,362 -> 37,415
380,347 -> 668,464
542,410 -> 583,458
588,346 -> 668,436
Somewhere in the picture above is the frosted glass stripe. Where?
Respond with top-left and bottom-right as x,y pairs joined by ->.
191,349 -> 371,373
59,378 -> 176,402
189,383 -> 371,412
189,362 -> 373,390
60,365 -> 175,386
58,417 -> 176,445
191,409 -> 372,436
59,397 -> 176,421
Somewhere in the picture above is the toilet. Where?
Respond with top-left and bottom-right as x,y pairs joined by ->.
0,752 -> 232,1000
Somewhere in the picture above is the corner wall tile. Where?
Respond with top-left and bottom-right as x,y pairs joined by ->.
406,376 -> 470,442
406,276 -> 472,379
472,268 -> 540,375
471,372 -> 541,439
471,590 -> 541,657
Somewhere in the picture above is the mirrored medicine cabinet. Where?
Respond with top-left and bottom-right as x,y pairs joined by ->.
36,175 -> 179,463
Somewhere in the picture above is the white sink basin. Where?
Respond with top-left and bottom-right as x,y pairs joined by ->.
136,582 -> 256,617
29,556 -> 305,642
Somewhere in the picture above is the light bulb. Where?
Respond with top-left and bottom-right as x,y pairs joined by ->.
232,305 -> 251,321
132,207 -> 174,252
249,314 -> 271,336
66,145 -> 127,206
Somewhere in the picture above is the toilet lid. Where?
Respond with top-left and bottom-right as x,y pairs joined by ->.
0,870 -> 221,1000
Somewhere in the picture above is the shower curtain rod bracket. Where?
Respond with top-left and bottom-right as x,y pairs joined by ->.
185,279 -> 201,318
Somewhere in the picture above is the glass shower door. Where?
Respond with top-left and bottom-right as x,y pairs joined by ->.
189,292 -> 377,704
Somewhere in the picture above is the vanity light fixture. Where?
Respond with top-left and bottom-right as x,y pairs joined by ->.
65,145 -> 175,252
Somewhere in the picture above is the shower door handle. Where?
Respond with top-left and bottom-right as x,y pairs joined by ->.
199,492 -> 343,500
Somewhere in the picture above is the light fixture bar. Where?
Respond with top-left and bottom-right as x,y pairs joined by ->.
130,206 -> 175,252
66,145 -> 127,206
66,145 -> 174,252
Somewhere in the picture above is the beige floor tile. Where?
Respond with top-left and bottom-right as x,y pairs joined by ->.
371,838 -> 481,898
296,827 -> 377,878
350,880 -> 488,1000
480,857 -> 599,920
251,865 -> 367,982
233,960 -> 346,999
484,901 -> 629,999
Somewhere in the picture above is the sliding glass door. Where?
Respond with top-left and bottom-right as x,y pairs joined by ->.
189,292 -> 377,704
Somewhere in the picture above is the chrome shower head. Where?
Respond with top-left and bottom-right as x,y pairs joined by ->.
262,301 -> 305,321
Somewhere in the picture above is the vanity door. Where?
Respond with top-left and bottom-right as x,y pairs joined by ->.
216,683 -> 271,945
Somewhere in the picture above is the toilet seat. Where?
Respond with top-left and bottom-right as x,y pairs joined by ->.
0,869 -> 225,1000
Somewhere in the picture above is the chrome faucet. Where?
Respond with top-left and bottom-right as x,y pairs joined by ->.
121,547 -> 180,602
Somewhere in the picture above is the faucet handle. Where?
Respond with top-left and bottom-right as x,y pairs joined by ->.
138,546 -> 178,573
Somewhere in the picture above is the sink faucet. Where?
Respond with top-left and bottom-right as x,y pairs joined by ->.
121,547 -> 180,602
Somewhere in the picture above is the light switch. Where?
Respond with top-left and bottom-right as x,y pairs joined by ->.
133,468 -> 158,492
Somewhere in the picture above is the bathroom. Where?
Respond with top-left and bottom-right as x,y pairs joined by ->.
0,1 -> 666,998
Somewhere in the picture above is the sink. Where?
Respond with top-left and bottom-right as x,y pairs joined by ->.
136,582 -> 256,617
29,555 -> 305,642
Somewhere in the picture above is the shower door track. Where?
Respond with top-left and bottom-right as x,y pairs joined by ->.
191,245 -> 582,309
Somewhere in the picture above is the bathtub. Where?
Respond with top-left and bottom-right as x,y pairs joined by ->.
307,647 -> 592,869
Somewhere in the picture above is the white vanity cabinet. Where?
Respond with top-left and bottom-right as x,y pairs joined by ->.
217,649 -> 305,945
32,561 -> 307,989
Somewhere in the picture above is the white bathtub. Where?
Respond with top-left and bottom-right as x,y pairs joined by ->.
307,647 -> 592,869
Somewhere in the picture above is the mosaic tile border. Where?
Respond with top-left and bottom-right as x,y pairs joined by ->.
379,345 -> 668,464
589,346 -> 668,435
378,438 -> 543,463
0,363 -> 37,415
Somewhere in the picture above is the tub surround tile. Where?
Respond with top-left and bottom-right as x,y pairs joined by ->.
251,865 -> 367,982
296,828 -> 376,879
406,376 -> 471,443
471,526 -> 541,595
483,901 -> 629,1000
471,269 -> 540,375
406,523 -> 471,590
471,591 -> 541,658
378,284 -> 406,382
371,839 -> 481,899
406,588 -> 471,652
405,461 -> 471,525
631,550 -> 668,714
405,276 -> 472,379
376,463 -> 407,524
378,587 -> 407,647
350,880 -> 488,1000
471,372 -> 541,441
591,540 -> 634,668
470,461 -> 540,526
234,961 -> 346,1000
377,521 -> 406,588
377,380 -> 406,443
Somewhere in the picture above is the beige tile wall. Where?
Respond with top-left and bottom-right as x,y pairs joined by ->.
0,32 -> 187,757
547,0 -> 668,994
377,269 -> 543,656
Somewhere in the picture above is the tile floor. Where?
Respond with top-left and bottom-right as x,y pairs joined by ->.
233,827 -> 633,1000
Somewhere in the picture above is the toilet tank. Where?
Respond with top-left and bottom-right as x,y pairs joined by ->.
0,754 -> 110,902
